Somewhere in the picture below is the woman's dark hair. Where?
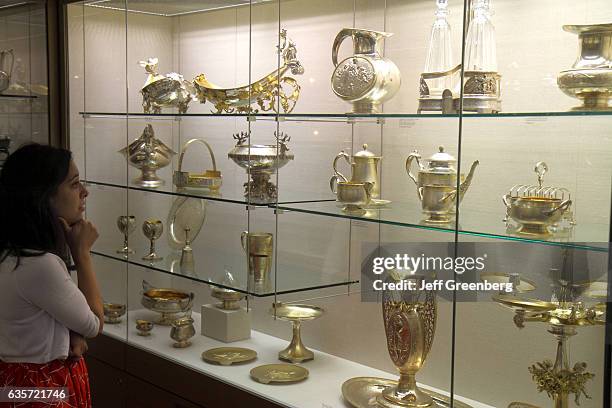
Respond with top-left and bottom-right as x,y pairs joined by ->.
0,143 -> 72,262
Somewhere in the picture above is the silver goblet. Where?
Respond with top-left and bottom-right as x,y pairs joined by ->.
116,215 -> 136,254
142,219 -> 163,261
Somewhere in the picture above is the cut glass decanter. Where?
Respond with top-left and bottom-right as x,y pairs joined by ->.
424,0 -> 455,95
464,0 -> 497,72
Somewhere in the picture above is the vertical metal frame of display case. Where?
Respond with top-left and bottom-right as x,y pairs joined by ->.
454,1 -> 612,407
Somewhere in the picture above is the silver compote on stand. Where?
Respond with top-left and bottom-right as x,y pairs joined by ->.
228,131 -> 294,204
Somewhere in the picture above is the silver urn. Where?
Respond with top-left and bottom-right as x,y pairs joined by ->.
228,131 -> 294,204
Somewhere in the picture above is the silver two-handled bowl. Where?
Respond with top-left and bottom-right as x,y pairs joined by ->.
141,281 -> 194,325
228,143 -> 294,173
503,195 -> 572,236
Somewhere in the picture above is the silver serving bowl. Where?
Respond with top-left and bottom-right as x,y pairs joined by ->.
141,74 -> 194,114
228,143 -> 294,172
504,195 -> 572,236
141,288 -> 194,325
103,302 -> 126,324
119,125 -> 177,188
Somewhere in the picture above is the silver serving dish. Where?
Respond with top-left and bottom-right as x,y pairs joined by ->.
119,124 -> 177,188
139,58 -> 194,114
503,195 -> 572,236
558,23 -> 612,110
228,131 -> 294,203
140,280 -> 194,325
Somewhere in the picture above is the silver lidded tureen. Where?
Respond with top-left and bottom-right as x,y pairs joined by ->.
228,131 -> 294,204
558,23 -> 612,110
119,124 -> 176,188
139,57 -> 195,114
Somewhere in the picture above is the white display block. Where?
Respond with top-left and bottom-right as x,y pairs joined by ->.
201,304 -> 251,343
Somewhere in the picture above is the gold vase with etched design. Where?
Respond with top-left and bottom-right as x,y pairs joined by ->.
378,272 -> 438,408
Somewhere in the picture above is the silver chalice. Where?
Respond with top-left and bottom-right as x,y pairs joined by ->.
116,215 -> 136,254
142,219 -> 164,262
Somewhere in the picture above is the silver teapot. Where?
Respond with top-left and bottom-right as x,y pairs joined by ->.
406,146 -> 479,223
332,144 -> 381,199
0,49 -> 14,93
119,124 -> 177,188
331,29 -> 401,114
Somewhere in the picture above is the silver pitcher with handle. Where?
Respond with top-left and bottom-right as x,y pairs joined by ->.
0,49 -> 14,93
331,29 -> 401,113
332,144 -> 382,200
406,146 -> 479,223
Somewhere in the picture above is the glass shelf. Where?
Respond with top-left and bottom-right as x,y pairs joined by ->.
84,179 -> 335,206
276,200 -> 609,252
80,110 -> 612,122
90,249 -> 359,297
0,94 -> 37,99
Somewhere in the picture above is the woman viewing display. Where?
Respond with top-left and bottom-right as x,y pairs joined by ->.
0,144 -> 103,408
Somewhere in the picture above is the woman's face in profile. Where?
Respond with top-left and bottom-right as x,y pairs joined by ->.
51,160 -> 88,225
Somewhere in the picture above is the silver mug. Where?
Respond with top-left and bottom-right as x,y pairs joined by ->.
241,232 -> 273,292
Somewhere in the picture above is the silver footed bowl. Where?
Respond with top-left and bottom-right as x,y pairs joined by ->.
504,195 -> 572,236
141,288 -> 194,325
228,144 -> 294,172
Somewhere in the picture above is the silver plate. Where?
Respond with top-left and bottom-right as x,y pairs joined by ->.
167,196 -> 207,250
342,377 -> 472,408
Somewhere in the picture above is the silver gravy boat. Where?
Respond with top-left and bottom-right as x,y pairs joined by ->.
406,146 -> 478,223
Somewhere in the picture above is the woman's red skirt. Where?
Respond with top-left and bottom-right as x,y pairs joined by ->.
0,358 -> 91,408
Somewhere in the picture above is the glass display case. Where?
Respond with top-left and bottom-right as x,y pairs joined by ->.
0,0 -> 50,158
64,0 -> 611,407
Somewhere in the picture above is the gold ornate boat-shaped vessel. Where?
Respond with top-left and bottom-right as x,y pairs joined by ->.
193,29 -> 304,114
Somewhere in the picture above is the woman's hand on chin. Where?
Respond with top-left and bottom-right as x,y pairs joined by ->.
59,217 -> 99,262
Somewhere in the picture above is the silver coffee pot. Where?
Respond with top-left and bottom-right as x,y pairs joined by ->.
0,49 -> 14,93
332,144 -> 382,199
406,146 -> 479,223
